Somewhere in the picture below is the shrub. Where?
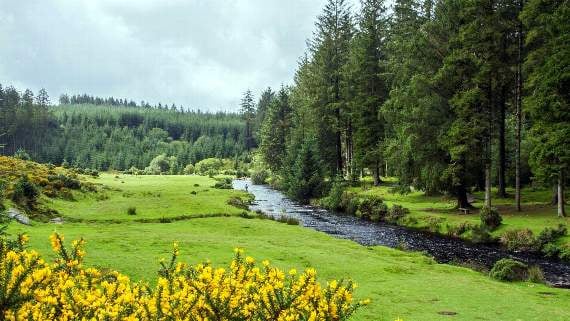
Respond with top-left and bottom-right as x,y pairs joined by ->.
11,176 -> 39,206
489,258 -> 528,281
127,207 -> 137,215
357,197 -> 387,222
214,177 -> 233,189
467,225 -> 493,244
227,196 -> 249,210
447,222 -> 476,237
13,148 -> 31,161
183,164 -> 195,175
480,206 -> 502,230
386,204 -> 409,224
321,177 -> 345,211
560,245 -> 570,262
541,242 -> 561,258
1,234 -> 366,320
251,169 -> 269,185
527,266 -> 545,283
47,174 -> 81,190
536,224 -> 567,247
500,229 -> 537,252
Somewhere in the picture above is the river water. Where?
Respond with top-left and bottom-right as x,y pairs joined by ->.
232,179 -> 570,288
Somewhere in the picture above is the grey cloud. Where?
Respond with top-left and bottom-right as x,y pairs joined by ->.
0,0 -> 332,111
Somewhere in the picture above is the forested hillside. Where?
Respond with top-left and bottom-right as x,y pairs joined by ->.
0,87 -> 246,171
254,0 -> 569,216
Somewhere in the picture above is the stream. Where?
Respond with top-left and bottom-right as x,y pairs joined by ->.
232,179 -> 570,288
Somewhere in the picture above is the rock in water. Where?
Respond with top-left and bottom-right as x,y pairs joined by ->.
6,208 -> 31,225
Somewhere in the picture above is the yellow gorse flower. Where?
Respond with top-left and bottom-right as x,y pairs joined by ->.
1,233 -> 366,321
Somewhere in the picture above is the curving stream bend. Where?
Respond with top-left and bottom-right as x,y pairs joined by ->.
233,179 -> 570,288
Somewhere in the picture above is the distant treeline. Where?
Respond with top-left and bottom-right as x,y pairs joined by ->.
0,85 -> 247,171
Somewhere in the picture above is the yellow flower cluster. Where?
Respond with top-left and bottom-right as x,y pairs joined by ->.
1,234 -> 367,321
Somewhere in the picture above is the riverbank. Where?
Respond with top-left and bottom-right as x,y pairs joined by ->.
339,183 -> 570,259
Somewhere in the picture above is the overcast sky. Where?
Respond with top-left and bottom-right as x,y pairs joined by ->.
0,0 -> 365,112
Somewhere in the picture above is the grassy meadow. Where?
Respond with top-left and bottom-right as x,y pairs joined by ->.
5,173 -> 570,321
47,173 -> 249,222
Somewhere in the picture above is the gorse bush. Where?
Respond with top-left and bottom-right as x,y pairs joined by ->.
0,233 -> 367,320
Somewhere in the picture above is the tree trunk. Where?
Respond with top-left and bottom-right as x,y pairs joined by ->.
515,0 -> 523,211
373,160 -> 381,186
456,184 -> 470,209
551,185 -> 558,205
485,164 -> 492,208
497,86 -> 507,198
558,170 -> 566,217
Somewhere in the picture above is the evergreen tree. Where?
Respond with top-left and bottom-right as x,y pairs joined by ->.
309,0 -> 354,175
346,0 -> 388,184
240,90 -> 256,151
259,87 -> 292,172
522,0 -> 569,217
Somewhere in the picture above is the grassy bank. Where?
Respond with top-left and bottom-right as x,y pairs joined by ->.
3,172 -> 570,320
346,183 -> 570,247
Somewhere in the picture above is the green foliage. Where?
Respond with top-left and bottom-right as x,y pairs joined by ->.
195,158 -> 224,175
285,139 -> 325,204
11,176 -> 39,207
144,154 -> 178,175
357,197 -> 387,222
499,229 -> 537,252
321,177 -> 346,211
47,174 -> 81,190
250,169 -> 269,185
527,266 -> 545,284
489,259 -> 528,282
13,148 -> 30,161
522,0 -> 570,184
213,178 -> 233,189
258,87 -> 292,172
480,206 -> 502,230
386,204 -> 410,224
183,164 -> 195,175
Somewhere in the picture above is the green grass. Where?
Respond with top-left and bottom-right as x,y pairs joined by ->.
6,218 -> 570,321
47,173 -> 249,222
5,174 -> 570,320
349,183 -> 570,244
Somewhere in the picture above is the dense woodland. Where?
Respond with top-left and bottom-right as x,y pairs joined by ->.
253,0 -> 568,216
0,87 -> 246,172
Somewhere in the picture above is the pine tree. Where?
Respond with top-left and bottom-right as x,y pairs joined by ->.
259,87 -> 292,172
240,90 -> 256,151
522,0 -> 569,217
309,0 -> 354,175
346,0 -> 388,185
